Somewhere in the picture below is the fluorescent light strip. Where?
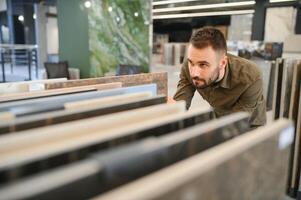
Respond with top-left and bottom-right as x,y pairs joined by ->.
153,10 -> 255,20
153,1 -> 255,13
153,0 -> 201,6
269,0 -> 296,2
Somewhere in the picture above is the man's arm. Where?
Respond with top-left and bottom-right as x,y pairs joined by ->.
233,78 -> 267,127
173,61 -> 196,110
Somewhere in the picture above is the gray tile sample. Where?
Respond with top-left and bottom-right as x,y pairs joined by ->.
267,61 -> 276,110
163,43 -> 174,66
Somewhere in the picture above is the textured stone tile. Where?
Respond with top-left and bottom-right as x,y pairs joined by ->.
44,72 -> 168,98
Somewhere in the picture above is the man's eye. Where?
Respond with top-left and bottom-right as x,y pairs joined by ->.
198,63 -> 207,68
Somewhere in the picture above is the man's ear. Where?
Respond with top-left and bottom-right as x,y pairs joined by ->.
220,55 -> 227,69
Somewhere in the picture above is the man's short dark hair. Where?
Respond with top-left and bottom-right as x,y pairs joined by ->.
189,27 -> 227,53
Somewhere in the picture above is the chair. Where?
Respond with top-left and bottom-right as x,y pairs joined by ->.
43,61 -> 80,80
115,64 -> 143,76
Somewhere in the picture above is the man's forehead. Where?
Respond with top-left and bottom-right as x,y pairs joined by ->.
187,44 -> 224,61
187,46 -> 214,60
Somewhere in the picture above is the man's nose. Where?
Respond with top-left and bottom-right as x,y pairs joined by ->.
190,66 -> 200,77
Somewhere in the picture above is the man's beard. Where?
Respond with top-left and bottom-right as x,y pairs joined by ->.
192,68 -> 220,89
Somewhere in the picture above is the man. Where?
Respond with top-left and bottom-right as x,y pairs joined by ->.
173,27 -> 266,127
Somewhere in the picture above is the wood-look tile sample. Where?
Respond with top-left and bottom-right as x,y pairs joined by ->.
0,95 -> 166,134
0,84 -> 157,117
0,82 -> 122,103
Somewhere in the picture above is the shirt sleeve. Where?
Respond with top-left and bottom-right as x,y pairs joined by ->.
233,78 -> 267,127
173,60 -> 196,110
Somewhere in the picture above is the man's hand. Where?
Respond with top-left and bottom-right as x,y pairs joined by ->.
167,96 -> 176,104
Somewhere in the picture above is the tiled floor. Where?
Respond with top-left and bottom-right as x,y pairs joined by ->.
0,63 -> 44,82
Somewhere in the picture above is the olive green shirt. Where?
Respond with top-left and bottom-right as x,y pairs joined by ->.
173,54 -> 267,127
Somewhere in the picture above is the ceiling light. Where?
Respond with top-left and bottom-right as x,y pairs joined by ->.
153,9 -> 255,20
18,15 -> 24,22
153,0 -> 200,6
84,1 -> 91,8
108,6 -> 113,12
153,1 -> 255,13
269,0 -> 296,2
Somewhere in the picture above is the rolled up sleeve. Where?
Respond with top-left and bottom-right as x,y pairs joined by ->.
173,61 -> 196,110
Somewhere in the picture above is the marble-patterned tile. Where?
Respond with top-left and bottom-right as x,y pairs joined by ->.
87,0 -> 150,76
228,14 -> 253,41
265,7 -> 296,42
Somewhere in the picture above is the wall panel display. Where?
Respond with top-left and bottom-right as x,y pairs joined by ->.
86,0 -> 150,76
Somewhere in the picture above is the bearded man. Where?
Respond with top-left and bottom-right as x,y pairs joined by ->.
173,27 -> 266,127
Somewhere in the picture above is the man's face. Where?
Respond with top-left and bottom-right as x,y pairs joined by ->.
187,44 -> 226,89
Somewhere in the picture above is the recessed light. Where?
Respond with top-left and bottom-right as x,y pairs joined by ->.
84,1 -> 91,8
